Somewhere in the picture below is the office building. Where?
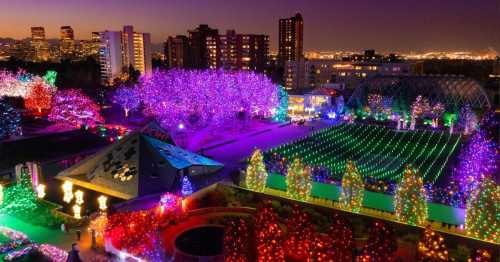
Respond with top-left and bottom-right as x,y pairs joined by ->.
278,13 -> 303,65
164,35 -> 191,68
60,26 -> 75,58
99,31 -> 123,85
188,24 -> 219,69
30,26 -> 49,61
122,25 -> 152,75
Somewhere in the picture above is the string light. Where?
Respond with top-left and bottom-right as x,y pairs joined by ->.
62,181 -> 74,203
0,184 -> 3,205
418,225 -> 449,261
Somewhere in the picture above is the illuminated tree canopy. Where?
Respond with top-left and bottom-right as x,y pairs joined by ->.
113,85 -> 140,117
48,89 -> 103,127
0,100 -> 21,139
125,69 -> 279,131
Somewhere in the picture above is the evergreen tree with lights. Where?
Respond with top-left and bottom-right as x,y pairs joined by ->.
286,158 -> 312,201
0,167 -> 38,216
245,149 -> 268,192
224,218 -> 250,262
465,177 -> 499,243
339,160 -> 365,213
254,202 -> 285,262
360,221 -> 397,262
181,176 -> 193,197
273,85 -> 288,122
394,164 -> 428,226
417,225 -> 449,261
284,205 -> 314,260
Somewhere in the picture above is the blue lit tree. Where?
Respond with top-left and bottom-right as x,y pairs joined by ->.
181,176 -> 193,196
0,99 -> 21,139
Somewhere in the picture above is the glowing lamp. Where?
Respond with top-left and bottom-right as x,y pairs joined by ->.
98,195 -> 108,211
36,184 -> 46,199
75,190 -> 84,205
73,205 -> 81,219
62,181 -> 74,203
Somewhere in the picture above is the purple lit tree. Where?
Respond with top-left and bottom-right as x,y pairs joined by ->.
453,129 -> 498,194
135,69 -> 279,132
48,89 -> 104,128
113,85 -> 140,117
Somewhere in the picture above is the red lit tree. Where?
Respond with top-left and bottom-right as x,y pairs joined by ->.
254,202 -> 285,262
48,89 -> 103,127
224,218 -> 250,262
330,214 -> 355,261
310,233 -> 335,261
468,249 -> 493,262
417,225 -> 449,261
284,205 -> 314,260
24,81 -> 53,114
360,221 -> 397,262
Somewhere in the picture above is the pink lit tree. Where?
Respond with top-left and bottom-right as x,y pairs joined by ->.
135,69 -> 279,132
48,89 -> 103,128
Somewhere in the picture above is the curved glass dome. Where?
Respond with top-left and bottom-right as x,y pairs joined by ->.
348,75 -> 491,109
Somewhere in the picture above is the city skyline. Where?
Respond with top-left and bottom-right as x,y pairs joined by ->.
0,0 -> 499,52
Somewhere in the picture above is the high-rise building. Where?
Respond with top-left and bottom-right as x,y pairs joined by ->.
99,31 -> 123,85
164,35 -> 191,68
188,24 -> 219,69
30,26 -> 49,61
218,30 -> 269,72
60,26 -> 75,58
122,25 -> 152,75
278,13 -> 303,66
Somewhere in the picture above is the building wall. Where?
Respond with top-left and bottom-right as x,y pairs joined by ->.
99,31 -> 123,85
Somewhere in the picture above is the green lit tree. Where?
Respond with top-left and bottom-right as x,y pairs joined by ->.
245,149 -> 268,192
339,160 -> 364,213
465,177 -> 499,243
273,85 -> 288,122
394,164 -> 428,226
0,167 -> 38,216
285,158 -> 312,201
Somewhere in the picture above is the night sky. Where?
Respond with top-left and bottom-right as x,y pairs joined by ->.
0,0 -> 499,52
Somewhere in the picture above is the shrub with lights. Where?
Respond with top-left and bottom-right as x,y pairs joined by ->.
418,225 -> 449,261
223,218 -> 250,262
360,221 -> 397,262
245,149 -> 268,192
339,160 -> 364,213
0,167 -> 38,217
285,158 -> 312,201
0,99 -> 21,139
254,202 -> 285,262
394,164 -> 428,226
284,205 -> 314,260
465,177 -> 499,243
48,89 -> 103,128
453,129 -> 498,194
